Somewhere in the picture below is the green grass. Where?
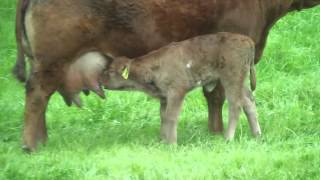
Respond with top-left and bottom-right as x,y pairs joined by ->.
1,1 -> 320,179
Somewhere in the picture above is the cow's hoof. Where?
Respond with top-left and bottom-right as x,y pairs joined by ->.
208,126 -> 224,135
21,145 -> 33,153
209,129 -> 224,135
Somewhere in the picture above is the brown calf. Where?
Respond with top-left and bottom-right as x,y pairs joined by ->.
102,33 -> 260,143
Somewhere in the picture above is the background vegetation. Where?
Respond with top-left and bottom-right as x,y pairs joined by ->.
0,1 -> 319,179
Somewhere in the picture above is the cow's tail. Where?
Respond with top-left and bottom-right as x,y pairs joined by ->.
12,0 -> 31,82
249,46 -> 256,91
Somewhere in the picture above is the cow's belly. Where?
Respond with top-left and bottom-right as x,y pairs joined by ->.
111,0 -> 266,58
28,0 -> 265,65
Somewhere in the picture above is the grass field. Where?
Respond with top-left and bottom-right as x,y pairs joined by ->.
1,1 -> 320,179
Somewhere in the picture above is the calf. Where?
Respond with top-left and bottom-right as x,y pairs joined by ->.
102,32 -> 261,143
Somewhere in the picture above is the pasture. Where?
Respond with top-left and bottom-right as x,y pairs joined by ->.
0,1 -> 320,179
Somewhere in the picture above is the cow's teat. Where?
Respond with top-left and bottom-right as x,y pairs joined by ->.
59,51 -> 110,106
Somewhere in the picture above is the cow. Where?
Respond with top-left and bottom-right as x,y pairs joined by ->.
14,0 -> 320,151
101,32 -> 260,143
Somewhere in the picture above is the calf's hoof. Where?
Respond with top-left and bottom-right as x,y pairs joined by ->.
160,140 -> 177,145
160,136 -> 177,145
253,132 -> 263,142
253,131 -> 262,138
224,133 -> 235,142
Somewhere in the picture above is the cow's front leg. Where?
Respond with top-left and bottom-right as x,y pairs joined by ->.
23,72 -> 57,152
203,82 -> 225,134
160,92 -> 185,144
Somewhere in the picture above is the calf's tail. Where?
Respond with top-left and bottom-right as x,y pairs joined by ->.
12,0 -> 30,82
250,61 -> 256,91
249,46 -> 256,91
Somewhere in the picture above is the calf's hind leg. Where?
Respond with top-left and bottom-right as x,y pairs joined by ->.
242,87 -> 261,137
224,97 -> 242,141
221,80 -> 243,141
23,71 -> 58,152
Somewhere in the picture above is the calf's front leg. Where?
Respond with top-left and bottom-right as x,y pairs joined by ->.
159,99 -> 167,140
160,92 -> 185,144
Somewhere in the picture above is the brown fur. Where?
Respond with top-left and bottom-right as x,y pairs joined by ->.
15,0 -> 319,151
102,32 -> 260,143
13,0 -> 30,82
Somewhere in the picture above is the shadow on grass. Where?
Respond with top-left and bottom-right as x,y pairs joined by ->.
44,115 -> 220,152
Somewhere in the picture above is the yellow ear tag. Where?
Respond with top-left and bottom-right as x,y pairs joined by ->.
122,67 -> 129,80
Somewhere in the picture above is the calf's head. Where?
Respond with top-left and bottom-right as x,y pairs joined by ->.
101,56 -> 138,90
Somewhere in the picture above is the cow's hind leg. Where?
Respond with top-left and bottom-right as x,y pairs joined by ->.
23,71 -> 57,152
13,47 -> 27,82
203,82 -> 225,134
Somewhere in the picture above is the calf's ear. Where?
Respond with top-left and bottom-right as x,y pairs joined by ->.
114,56 -> 132,79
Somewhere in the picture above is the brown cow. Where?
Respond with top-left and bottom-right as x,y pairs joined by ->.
14,0 -> 319,151
102,32 -> 260,143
